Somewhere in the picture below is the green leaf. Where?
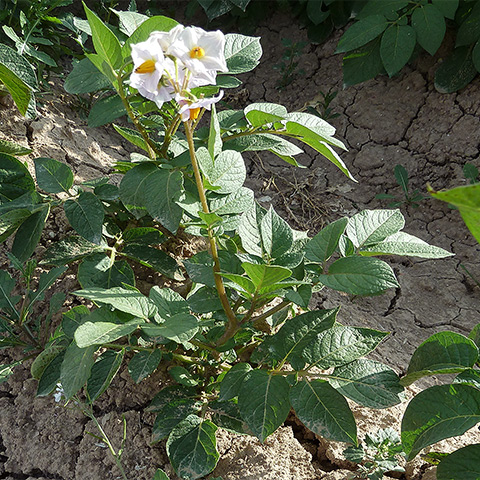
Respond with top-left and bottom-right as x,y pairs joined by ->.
412,4 -> 446,56
60,341 -> 96,399
78,254 -> 135,289
84,3 -> 122,70
336,14 -> 389,53
244,103 -> 287,126
0,44 -> 36,116
437,444 -> 480,480
357,0 -> 409,19
260,207 -> 293,258
62,305 -> 91,339
435,46 -> 478,93
152,468 -> 170,480
359,231 -> 453,258
122,16 -> 179,58
166,415 -> 219,480
12,205 -> 49,262
113,124 -> 148,153
430,184 -> 480,242
302,324 -> 388,369
456,1 -> 480,47
187,286 -> 223,313
219,363 -> 253,401
251,308 -> 338,366
119,163 -> 184,233
149,286 -> 189,319
197,147 -> 246,195
402,384 -> 480,460
152,399 -> 201,443
210,187 -> 254,215
34,157 -> 74,194
305,217 -> 348,264
432,0 -> 458,20
224,33 -> 262,74
75,287 -> 157,319
122,244 -> 182,281
342,36 -> 384,87
37,350 -> 65,396
0,364 -> 16,385
238,370 -> 291,442
88,95 -> 126,128
40,236 -> 104,266
330,358 -> 404,408
86,349 -> 124,402
208,104 -> 222,160
0,139 -> 31,156
141,313 -> 199,344
128,349 -> 162,383
380,24 -> 416,77
346,209 -> 405,248
454,368 -> 480,390
209,400 -> 250,434
237,204 -> 266,256
401,331 -> 478,386
64,58 -> 111,94
242,263 -> 291,291
64,191 -> 104,245
112,8 -> 148,36
0,152 -> 35,203
319,256 -> 399,296
31,346 -> 64,380
290,379 -> 357,444
75,320 -> 139,348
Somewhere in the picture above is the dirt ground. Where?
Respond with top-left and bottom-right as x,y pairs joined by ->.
1,7 -> 480,480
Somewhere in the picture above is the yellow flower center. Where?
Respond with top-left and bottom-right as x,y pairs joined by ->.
190,107 -> 201,120
190,46 -> 205,59
135,59 -> 156,74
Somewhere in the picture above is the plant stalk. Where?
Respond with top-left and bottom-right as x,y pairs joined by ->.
184,121 -> 238,346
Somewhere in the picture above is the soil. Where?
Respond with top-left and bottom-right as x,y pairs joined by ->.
1,6 -> 480,480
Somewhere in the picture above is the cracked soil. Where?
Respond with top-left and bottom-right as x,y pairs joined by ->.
0,6 -> 479,480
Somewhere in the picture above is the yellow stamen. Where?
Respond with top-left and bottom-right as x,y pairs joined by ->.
135,59 -> 156,74
190,46 -> 205,59
190,107 -> 201,120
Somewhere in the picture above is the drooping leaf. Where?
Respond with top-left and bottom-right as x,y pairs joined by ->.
456,1 -> 480,47
437,444 -> 480,480
60,341 -> 97,399
380,24 -> 416,77
336,14 -> 389,53
238,370 -> 291,442
402,384 -> 480,460
244,103 -> 287,126
411,4 -> 446,56
330,358 -> 404,408
318,256 -> 399,296
128,349 -> 162,383
64,191 -> 104,245
435,46 -> 478,93
166,415 -> 219,480
86,349 -> 124,402
34,157 -> 74,194
453,368 -> 480,391
12,205 -> 49,262
401,331 -> 479,386
290,379 -> 357,444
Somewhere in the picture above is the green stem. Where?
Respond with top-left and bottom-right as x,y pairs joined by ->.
160,114 -> 182,157
184,121 -> 238,346
116,74 -> 158,160
251,300 -> 291,327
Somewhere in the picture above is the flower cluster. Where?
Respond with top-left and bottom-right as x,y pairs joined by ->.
130,25 -> 228,121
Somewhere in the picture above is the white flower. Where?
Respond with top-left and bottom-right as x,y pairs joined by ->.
151,25 -> 185,54
130,35 -> 166,98
53,383 -> 65,403
169,26 -> 228,75
177,91 -> 224,121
